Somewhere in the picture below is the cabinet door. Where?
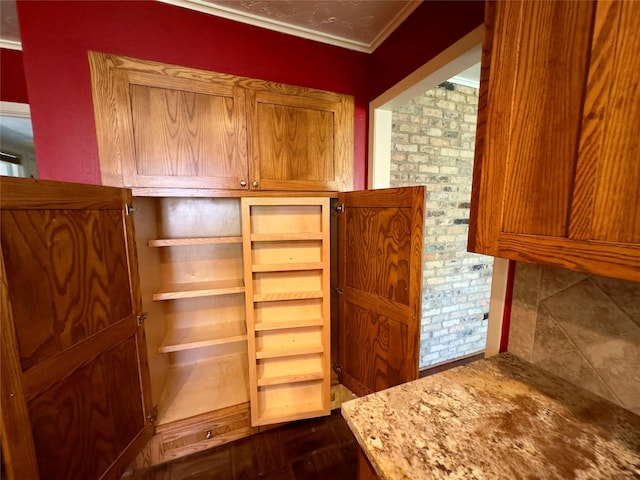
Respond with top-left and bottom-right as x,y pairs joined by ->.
242,198 -> 331,426
468,0 -> 640,282
247,86 -> 354,192
336,187 -> 424,396
0,177 -> 153,480
89,53 -> 249,191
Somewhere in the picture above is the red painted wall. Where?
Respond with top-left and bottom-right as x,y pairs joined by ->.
15,0 -> 482,187
369,1 -> 485,100
0,48 -> 29,103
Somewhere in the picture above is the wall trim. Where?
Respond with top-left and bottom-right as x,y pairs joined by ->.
448,75 -> 480,89
0,39 -> 22,50
0,101 -> 30,118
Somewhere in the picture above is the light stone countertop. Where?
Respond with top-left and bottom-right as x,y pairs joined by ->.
341,353 -> 640,479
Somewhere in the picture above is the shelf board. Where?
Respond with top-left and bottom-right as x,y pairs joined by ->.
255,344 -> 324,359
250,233 -> 323,242
156,353 -> 250,426
148,236 -> 243,247
153,279 -> 245,301
253,290 -> 323,302
253,318 -> 324,332
253,405 -> 327,426
252,262 -> 323,273
158,321 -> 247,353
257,371 -> 324,387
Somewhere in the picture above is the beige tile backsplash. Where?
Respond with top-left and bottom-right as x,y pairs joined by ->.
508,263 -> 640,416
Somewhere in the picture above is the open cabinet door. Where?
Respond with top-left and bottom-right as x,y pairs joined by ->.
337,187 -> 424,396
0,177 -> 153,480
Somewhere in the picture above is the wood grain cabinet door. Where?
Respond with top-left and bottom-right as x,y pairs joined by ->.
246,85 -> 354,192
89,53 -> 249,191
0,177 -> 153,480
336,187 -> 424,396
468,0 -> 640,282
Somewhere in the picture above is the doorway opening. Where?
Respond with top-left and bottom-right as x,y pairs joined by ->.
0,101 -> 37,178
368,26 -> 508,371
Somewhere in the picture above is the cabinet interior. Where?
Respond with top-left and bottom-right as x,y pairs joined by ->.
134,196 -> 249,427
133,196 -> 331,430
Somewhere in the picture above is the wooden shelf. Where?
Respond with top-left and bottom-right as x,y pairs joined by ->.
251,233 -> 323,242
149,236 -> 243,247
257,371 -> 324,387
255,344 -> 324,359
153,279 -> 245,301
252,262 -> 323,273
158,321 -> 247,353
253,290 -> 323,302
156,353 -> 250,426
254,318 -> 324,332
254,405 -> 327,426
254,379 -> 327,425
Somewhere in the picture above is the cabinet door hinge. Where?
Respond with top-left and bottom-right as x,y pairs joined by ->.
125,204 -> 137,216
147,405 -> 158,426
333,287 -> 344,295
137,312 -> 148,327
334,203 -> 345,213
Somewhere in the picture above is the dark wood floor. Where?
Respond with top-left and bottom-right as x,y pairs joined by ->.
128,410 -> 358,480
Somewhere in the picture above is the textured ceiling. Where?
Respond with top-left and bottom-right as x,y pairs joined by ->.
194,0 -> 421,51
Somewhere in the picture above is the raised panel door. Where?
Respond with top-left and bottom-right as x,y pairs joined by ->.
89,53 -> 249,191
336,187 -> 424,396
247,87 -> 354,192
0,176 -> 153,480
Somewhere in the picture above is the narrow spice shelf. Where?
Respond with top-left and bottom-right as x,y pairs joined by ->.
254,400 -> 326,426
252,262 -> 323,273
257,371 -> 324,387
253,290 -> 323,302
148,236 -> 243,247
255,344 -> 324,359
251,233 -> 323,242
153,279 -> 245,301
158,321 -> 248,353
254,318 -> 324,332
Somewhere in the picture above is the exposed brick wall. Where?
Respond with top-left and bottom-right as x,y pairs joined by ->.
390,81 -> 493,368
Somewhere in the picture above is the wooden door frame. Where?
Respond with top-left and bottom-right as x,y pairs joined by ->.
367,25 -> 509,358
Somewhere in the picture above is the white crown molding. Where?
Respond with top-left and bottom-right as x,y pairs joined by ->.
158,0 -> 419,53
368,1 -> 421,52
0,39 -> 22,50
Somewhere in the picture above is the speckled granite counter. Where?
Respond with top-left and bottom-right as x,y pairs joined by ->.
341,353 -> 640,479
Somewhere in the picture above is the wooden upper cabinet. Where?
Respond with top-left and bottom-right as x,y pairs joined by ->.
89,53 -> 249,191
468,0 -> 640,282
246,84 -> 354,192
89,53 -> 354,194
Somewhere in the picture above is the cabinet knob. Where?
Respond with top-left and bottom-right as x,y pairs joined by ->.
205,430 -> 213,440
252,180 -> 259,188
240,180 -> 247,187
